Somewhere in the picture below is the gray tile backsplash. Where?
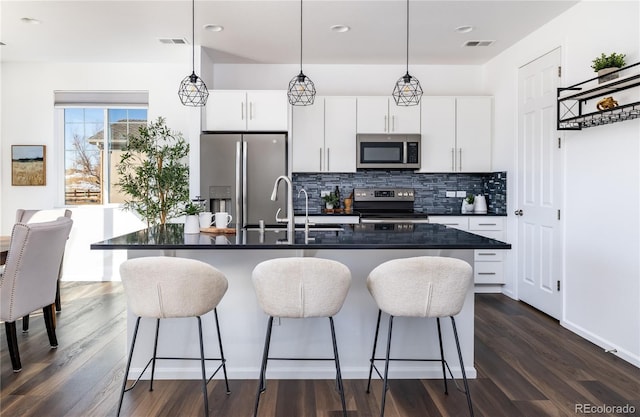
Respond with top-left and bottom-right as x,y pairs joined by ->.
292,171 -> 507,214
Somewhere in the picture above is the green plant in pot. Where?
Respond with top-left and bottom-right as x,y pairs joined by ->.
116,117 -> 190,226
322,193 -> 340,209
462,194 -> 475,213
591,52 -> 626,83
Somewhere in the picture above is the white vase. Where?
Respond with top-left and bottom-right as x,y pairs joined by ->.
184,215 -> 200,234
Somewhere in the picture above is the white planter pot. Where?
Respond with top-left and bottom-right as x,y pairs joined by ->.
184,215 -> 200,234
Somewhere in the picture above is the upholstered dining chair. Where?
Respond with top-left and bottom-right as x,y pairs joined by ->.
15,209 -> 72,331
0,216 -> 74,372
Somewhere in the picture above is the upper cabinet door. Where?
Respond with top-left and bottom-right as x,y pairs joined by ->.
246,91 -> 288,131
292,98 -> 325,172
356,97 -> 420,133
388,102 -> 421,134
324,97 -> 357,172
419,97 -> 456,172
204,90 -> 288,131
456,97 -> 492,172
356,97 -> 389,133
205,91 -> 247,131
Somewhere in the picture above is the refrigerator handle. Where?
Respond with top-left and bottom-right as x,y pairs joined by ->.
235,141 -> 242,227
242,141 -> 248,227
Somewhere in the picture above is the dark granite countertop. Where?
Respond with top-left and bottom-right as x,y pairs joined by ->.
293,211 -> 507,217
91,223 -> 511,251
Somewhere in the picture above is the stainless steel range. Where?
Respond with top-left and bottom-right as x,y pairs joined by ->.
353,187 -> 430,224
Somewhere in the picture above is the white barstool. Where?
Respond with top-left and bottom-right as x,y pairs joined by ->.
366,256 -> 474,417
117,256 -> 230,417
251,257 -> 351,417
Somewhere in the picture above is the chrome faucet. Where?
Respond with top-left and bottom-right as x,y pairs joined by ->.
270,175 -> 295,237
297,188 -> 315,234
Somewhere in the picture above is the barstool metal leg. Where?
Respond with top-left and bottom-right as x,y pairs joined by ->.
197,316 -> 210,417
329,317 -> 348,417
253,316 -> 274,417
366,309 -> 383,393
436,317 -> 448,395
451,316 -> 474,417
213,308 -> 231,394
149,318 -> 160,391
117,317 -> 141,417
379,315 -> 394,417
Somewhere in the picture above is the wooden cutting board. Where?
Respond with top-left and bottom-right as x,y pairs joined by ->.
200,227 -> 236,234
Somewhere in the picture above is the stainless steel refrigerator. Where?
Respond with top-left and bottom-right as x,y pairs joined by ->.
200,133 -> 288,228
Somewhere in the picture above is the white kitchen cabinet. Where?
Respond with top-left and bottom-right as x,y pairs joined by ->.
356,97 -> 420,134
419,96 -> 492,172
430,216 -> 506,286
292,96 -> 356,173
204,90 -> 288,131
428,216 -> 468,230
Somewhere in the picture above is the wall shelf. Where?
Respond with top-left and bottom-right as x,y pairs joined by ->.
557,62 -> 640,130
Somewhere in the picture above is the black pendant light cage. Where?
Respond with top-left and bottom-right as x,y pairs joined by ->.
288,0 -> 316,106
393,0 -> 422,106
178,0 -> 209,107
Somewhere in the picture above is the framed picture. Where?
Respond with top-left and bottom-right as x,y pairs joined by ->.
11,145 -> 46,186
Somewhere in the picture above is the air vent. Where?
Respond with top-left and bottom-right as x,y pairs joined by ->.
158,38 -> 189,45
463,40 -> 495,47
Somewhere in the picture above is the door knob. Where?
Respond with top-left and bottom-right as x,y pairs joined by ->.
514,209 -> 523,216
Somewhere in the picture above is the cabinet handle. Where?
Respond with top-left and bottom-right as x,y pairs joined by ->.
477,252 -> 497,256
319,148 -> 323,171
241,102 -> 244,120
477,223 -> 497,226
458,148 -> 462,171
384,115 -> 388,132
451,148 -> 455,171
392,115 -> 396,132
326,148 -> 330,171
477,272 -> 497,275
250,102 -> 254,120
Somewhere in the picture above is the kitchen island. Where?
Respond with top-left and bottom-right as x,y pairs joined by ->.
92,223 -> 510,381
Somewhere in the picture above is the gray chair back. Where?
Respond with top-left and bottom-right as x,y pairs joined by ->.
0,217 -> 73,322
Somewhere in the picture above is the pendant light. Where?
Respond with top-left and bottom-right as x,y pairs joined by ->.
392,0 -> 422,106
287,0 -> 316,106
178,0 -> 209,107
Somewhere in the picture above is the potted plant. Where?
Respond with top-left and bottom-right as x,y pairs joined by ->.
322,193 -> 340,210
462,194 -> 475,214
182,201 -> 203,234
116,117 -> 190,226
591,52 -> 626,83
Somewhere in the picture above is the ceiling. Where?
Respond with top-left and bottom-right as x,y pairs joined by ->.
0,0 -> 579,65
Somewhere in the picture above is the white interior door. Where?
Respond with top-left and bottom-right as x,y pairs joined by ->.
517,48 -> 563,319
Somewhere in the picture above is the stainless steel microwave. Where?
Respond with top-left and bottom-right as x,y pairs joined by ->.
356,134 -> 421,169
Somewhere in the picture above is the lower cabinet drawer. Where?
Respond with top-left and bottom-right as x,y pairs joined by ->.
474,249 -> 504,262
474,262 -> 505,284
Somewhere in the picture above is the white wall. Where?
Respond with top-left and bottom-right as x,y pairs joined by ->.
1,60 -> 204,280
484,0 -> 640,366
212,63 -> 486,96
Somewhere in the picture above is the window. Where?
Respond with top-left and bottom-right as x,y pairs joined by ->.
63,108 -> 148,205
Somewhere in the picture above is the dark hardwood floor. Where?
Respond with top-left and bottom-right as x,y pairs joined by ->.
1,282 -> 639,417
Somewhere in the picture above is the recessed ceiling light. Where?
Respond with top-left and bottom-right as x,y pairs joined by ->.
330,25 -> 350,33
455,25 -> 474,34
203,24 -> 224,32
20,17 -> 41,24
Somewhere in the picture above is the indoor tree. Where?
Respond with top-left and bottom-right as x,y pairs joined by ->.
116,117 -> 190,226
